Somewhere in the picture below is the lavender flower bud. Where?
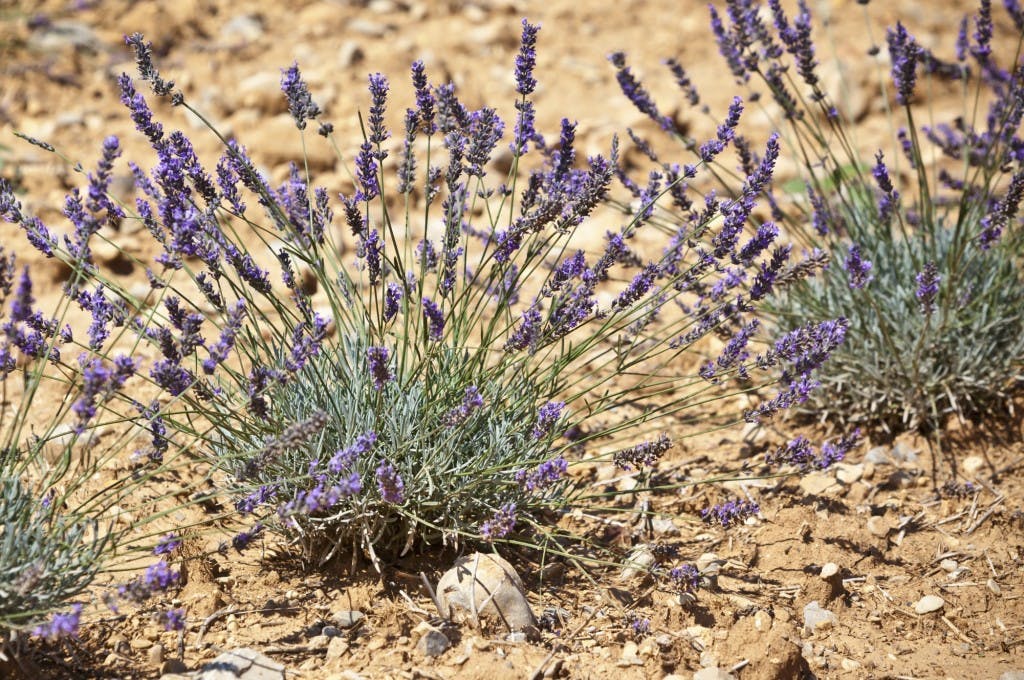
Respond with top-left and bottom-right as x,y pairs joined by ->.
843,244 -> 874,289
887,23 -> 921,105
367,346 -> 393,390
514,19 -> 540,96
915,261 -> 940,314
532,400 -> 565,439
280,63 -> 321,130
375,461 -> 405,504
480,503 -> 517,540
701,499 -> 759,528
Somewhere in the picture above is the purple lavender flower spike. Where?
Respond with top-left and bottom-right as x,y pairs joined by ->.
669,564 -> 699,593
154,533 -> 181,556
915,261 -> 940,314
514,19 -> 540,96
281,63 -> 322,130
383,282 -> 403,322
355,141 -> 380,201
978,168 -> 1024,249
701,498 -> 759,528
411,60 -> 436,133
612,264 -> 659,311
872,151 -> 899,222
515,455 -> 568,491
443,385 -> 484,426
887,22 -> 921,105
232,523 -> 264,553
421,297 -> 444,341
375,461 -> 405,504
609,52 -> 673,131
480,503 -> 517,540
367,345 -> 393,390
613,434 -> 673,470
161,608 -> 186,631
532,400 -> 565,439
505,303 -> 543,353
844,244 -> 874,289
33,604 -> 83,640
125,33 -> 175,97
367,72 -> 390,147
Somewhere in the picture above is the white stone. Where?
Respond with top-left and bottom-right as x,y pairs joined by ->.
913,595 -> 945,614
437,552 -> 537,635
803,601 -> 836,634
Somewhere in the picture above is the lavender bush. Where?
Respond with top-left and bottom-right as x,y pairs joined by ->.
0,238 -> 197,647
2,21 -> 851,580
613,0 -> 1024,450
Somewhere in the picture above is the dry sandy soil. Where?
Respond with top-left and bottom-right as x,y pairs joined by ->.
1,0 -> 1023,678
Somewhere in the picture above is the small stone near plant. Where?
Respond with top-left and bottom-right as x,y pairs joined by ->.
416,628 -> 451,657
331,610 -> 365,629
913,595 -> 944,614
437,552 -> 537,636
196,648 -> 285,680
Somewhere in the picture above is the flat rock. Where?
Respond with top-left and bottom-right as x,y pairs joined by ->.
835,463 -> 864,484
437,552 -> 537,636
962,455 -> 985,475
692,668 -> 736,680
197,648 -> 285,680
331,610 -> 365,629
416,628 -> 450,657
913,595 -> 944,614
799,471 -> 838,496
803,601 -> 836,634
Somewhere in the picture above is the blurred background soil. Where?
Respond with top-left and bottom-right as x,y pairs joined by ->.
1,1 -> 1023,678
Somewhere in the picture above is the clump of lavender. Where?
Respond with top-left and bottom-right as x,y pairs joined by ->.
3,19 -> 844,573
0,241 -> 199,645
627,0 -> 1024,449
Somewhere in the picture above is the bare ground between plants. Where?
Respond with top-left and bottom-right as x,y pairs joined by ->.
2,0 -> 1024,678
20,421 -> 1024,679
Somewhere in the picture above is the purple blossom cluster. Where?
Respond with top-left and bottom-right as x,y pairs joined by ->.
669,564 -> 699,593
375,461 -> 405,504
153,533 -> 181,556
701,499 -> 760,528
765,429 -> 861,472
367,346 -> 393,390
480,503 -> 517,540
515,455 -> 568,492
843,244 -> 874,290
915,262 -> 940,315
281,63 -> 322,130
613,434 -> 673,470
532,400 -> 565,439
116,560 -> 181,604
33,604 -> 83,640
443,385 -> 484,427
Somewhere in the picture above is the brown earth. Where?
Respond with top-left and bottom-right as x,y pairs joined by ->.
1,1 -> 1023,679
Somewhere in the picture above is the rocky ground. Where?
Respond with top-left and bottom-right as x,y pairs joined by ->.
2,0 -> 1024,678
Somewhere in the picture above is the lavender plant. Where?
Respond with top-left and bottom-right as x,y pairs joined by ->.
3,22 -> 848,574
613,0 -> 1024,449
0,237 -> 199,646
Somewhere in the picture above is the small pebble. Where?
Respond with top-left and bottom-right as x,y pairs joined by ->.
940,559 -> 958,573
819,562 -> 840,579
914,595 -> 945,614
988,579 -> 1002,595
331,610 -> 365,629
130,637 -> 152,650
417,629 -> 451,657
321,625 -> 341,638
147,643 -> 163,667
161,659 -> 188,674
326,636 -> 349,660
